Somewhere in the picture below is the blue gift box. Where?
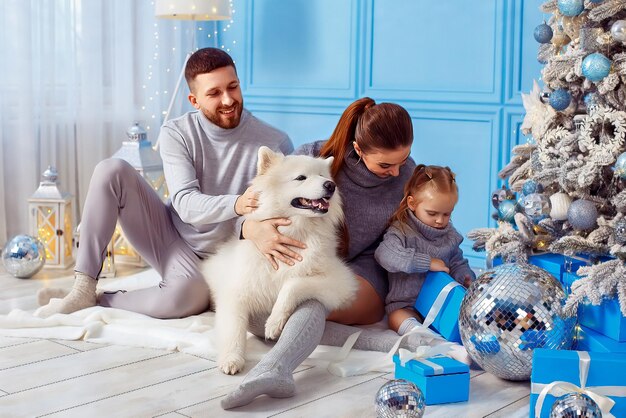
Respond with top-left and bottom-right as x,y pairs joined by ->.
530,348 -> 626,418
413,272 -> 465,343
563,272 -> 626,342
576,325 -> 626,353
493,252 -> 588,283
393,354 -> 469,405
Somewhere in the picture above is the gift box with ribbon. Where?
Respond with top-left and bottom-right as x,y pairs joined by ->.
530,348 -> 626,418
393,345 -> 469,405
413,271 -> 465,343
562,272 -> 626,342
493,252 -> 589,283
576,325 -> 626,353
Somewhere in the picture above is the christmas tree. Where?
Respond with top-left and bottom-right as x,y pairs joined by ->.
469,0 -> 626,316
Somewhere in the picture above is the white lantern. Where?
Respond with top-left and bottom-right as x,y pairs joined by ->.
110,122 -> 169,266
28,166 -> 74,269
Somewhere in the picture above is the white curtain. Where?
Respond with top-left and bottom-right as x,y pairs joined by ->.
0,0 -> 198,245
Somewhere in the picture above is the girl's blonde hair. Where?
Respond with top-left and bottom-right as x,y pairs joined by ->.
389,164 -> 458,229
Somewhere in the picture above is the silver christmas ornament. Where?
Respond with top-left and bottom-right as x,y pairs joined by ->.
549,192 -> 572,221
568,200 -> 598,231
549,392 -> 601,418
614,218 -> 626,245
374,379 -> 425,418
523,193 -> 551,223
611,20 -> 626,43
491,186 -> 515,209
459,263 -> 575,381
1,235 -> 46,278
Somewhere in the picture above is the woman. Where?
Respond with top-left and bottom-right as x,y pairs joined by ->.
222,98 -> 417,409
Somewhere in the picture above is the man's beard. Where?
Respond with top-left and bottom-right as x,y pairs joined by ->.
203,101 -> 243,129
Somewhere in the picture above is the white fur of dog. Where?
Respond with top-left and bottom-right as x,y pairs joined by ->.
202,146 -> 358,375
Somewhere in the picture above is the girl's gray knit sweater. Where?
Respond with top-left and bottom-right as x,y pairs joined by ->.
294,140 -> 415,300
374,211 -> 475,313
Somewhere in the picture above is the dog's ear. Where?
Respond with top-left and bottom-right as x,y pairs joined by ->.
325,156 -> 334,168
257,146 -> 283,175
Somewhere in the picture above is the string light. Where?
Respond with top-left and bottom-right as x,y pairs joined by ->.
140,0 -> 237,135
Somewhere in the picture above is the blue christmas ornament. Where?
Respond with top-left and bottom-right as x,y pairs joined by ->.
614,152 -> 626,179
589,0 -> 604,3
498,199 -> 517,223
568,199 -> 598,231
522,179 -> 544,195
557,0 -> 585,16
583,92 -> 598,108
549,89 -> 571,111
582,53 -> 612,82
533,23 -> 553,44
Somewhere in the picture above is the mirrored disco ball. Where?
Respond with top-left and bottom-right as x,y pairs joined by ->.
1,234 -> 46,278
374,379 -> 425,418
459,263 -> 575,381
550,392 -> 602,418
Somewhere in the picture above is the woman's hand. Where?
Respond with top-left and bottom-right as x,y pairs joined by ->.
429,258 -> 450,274
242,218 -> 306,270
234,186 -> 259,215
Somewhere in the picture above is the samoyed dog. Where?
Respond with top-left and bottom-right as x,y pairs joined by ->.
203,146 -> 358,375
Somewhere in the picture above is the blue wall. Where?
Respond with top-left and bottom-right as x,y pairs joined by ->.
207,0 -> 543,266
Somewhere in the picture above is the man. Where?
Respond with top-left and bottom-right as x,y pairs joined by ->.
37,48 -> 294,319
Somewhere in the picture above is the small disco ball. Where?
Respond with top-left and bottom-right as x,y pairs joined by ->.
459,263 -> 575,381
615,218 -> 626,245
550,392 -> 602,418
374,379 -> 425,418
1,234 -> 46,278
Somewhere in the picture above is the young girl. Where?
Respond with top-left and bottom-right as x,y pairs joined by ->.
375,164 -> 475,338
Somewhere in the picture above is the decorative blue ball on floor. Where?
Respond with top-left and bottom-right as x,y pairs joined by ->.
582,53 -> 612,82
549,392 -> 601,418
549,89 -> 572,111
614,152 -> 626,179
374,379 -> 425,418
557,0 -> 584,16
497,199 -> 517,223
568,199 -> 598,231
1,234 -> 46,278
534,23 -> 553,43
458,263 -> 575,381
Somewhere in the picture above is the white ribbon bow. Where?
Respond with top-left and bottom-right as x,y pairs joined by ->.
533,351 -> 622,418
397,343 -> 456,375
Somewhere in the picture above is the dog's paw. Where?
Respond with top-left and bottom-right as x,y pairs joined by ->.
218,353 -> 245,375
264,313 -> 288,340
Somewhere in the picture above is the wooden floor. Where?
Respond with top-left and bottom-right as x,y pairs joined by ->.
0,264 -> 531,418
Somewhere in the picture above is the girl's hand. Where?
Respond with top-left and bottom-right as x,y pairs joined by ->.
429,258 -> 450,273
242,218 -> 306,270
235,186 -> 259,215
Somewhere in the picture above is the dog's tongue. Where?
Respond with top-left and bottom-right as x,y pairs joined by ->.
312,199 -> 329,210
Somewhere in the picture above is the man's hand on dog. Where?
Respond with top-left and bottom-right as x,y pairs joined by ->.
235,186 -> 260,215
242,218 -> 306,270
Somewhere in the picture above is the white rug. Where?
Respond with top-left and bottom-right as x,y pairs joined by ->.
0,269 -> 396,377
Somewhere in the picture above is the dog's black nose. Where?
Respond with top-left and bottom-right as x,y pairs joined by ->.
323,181 -> 336,194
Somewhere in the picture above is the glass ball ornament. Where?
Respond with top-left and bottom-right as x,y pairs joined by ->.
523,193 -> 551,223
611,20 -> 626,43
581,53 -> 612,82
549,89 -> 572,111
614,152 -> 626,179
568,199 -> 598,231
534,23 -> 553,43
497,199 -> 517,223
614,218 -> 626,245
458,263 -> 575,381
549,392 -> 602,418
374,379 -> 425,418
1,234 -> 46,278
522,179 -> 544,195
491,186 -> 515,209
557,0 -> 584,16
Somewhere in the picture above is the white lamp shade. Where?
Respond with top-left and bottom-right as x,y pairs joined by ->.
155,0 -> 231,20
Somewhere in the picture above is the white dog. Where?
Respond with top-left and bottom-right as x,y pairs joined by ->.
203,146 -> 358,375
